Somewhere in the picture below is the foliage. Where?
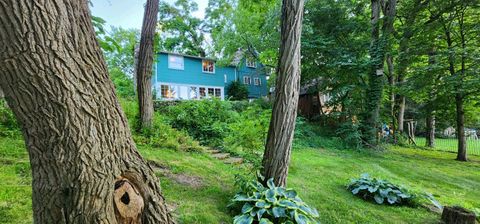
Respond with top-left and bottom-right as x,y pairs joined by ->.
104,27 -> 140,78
159,0 -> 207,57
91,16 -> 119,53
226,81 -> 249,101
347,173 -> 415,205
224,104 -> 271,166
0,100 -> 19,137
163,99 -> 237,146
110,68 -> 135,99
230,174 -> 320,224
119,99 -> 202,151
335,120 -> 363,150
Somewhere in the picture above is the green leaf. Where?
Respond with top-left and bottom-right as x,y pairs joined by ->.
285,190 -> 297,199
278,199 -> 298,209
294,211 -> 309,224
233,214 -> 253,224
259,218 -> 273,224
255,200 -> 271,209
387,194 -> 398,204
272,207 -> 287,218
257,208 -> 267,220
241,203 -> 254,213
265,189 -> 276,203
267,178 -> 275,189
374,194 -> 384,204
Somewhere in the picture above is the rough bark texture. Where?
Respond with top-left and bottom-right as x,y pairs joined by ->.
262,0 -> 304,187
136,0 -> 159,129
386,55 -> 396,140
0,1 -> 173,223
441,206 -> 477,224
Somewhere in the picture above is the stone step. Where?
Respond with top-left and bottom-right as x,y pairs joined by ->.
211,153 -> 230,160
206,149 -> 221,154
224,157 -> 243,165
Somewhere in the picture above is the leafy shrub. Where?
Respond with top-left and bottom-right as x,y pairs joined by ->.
230,174 -> 320,224
0,100 -> 19,137
347,173 -> 414,205
119,99 -> 203,151
335,120 -> 362,149
163,99 -> 237,146
226,80 -> 249,101
224,105 -> 271,166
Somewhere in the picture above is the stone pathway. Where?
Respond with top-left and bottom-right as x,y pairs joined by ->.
206,148 -> 244,165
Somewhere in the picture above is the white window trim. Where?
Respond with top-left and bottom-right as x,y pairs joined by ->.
168,54 -> 184,70
202,60 -> 215,74
156,82 -> 224,100
246,58 -> 256,68
243,76 -> 251,85
253,77 -> 261,86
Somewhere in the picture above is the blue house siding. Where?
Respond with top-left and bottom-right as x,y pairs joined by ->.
153,52 -> 268,100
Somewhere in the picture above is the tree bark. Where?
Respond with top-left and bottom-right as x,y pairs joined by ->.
425,111 -> 435,148
262,0 -> 304,187
386,55 -> 396,141
136,0 -> 159,130
0,1 -> 173,223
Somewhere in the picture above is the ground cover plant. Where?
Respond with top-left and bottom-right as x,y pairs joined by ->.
347,173 -> 415,205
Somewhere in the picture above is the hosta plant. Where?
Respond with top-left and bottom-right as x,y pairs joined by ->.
347,173 -> 414,205
230,175 -> 320,224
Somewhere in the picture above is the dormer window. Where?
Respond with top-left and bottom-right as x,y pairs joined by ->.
202,60 -> 215,73
246,57 -> 256,68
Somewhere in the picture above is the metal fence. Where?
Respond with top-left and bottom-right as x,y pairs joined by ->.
415,136 -> 480,156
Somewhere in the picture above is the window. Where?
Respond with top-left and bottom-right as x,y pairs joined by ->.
215,88 -> 221,98
202,60 -> 215,73
243,76 -> 251,85
254,77 -> 261,86
168,54 -> 184,70
199,87 -> 206,99
178,86 -> 189,100
208,88 -> 215,98
246,57 -> 256,68
161,85 -> 177,99
189,87 -> 198,99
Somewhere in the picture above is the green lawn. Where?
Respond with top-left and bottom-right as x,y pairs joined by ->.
1,136 -> 479,223
415,137 -> 480,156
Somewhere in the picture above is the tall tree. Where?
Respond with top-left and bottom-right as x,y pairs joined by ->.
137,0 -> 159,129
0,0 -> 173,223
363,0 -> 396,145
262,0 -> 305,187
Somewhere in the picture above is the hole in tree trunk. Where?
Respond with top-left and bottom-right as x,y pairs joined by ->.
120,192 -> 130,205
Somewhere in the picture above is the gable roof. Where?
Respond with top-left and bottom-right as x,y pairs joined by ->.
158,51 -> 217,62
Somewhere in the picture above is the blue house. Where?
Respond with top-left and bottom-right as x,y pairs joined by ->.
152,50 -> 269,100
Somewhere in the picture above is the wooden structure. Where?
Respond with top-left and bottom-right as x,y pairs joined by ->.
297,78 -> 333,118
441,206 -> 476,224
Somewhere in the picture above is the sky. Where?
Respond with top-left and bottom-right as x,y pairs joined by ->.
90,0 -> 209,29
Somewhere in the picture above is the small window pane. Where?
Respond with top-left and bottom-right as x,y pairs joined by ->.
215,88 -> 221,98
208,88 -> 214,97
202,60 -> 215,73
178,86 -> 188,100
199,87 -> 206,99
189,87 -> 198,99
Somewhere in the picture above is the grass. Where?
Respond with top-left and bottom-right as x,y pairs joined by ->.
0,134 -> 479,223
415,137 -> 480,156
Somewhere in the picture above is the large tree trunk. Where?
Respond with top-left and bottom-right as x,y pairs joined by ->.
136,0 -> 159,129
0,1 -> 173,223
386,55 -> 396,141
364,0 -> 396,145
262,0 -> 304,187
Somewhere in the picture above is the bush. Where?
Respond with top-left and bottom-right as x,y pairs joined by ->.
226,81 -> 249,101
347,173 -> 415,205
224,105 -> 271,166
119,99 -> 203,151
0,100 -> 19,137
163,99 -> 237,146
335,120 -> 362,149
229,174 -> 320,224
